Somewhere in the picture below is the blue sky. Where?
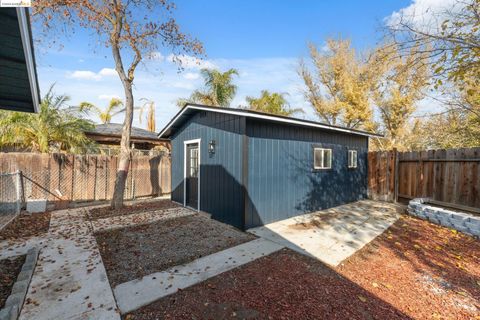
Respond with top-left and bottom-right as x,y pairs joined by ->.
33,0 -> 450,130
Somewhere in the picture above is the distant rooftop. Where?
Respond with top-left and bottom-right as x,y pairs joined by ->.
88,123 -> 160,140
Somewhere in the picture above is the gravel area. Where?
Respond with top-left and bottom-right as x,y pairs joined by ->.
96,214 -> 256,287
0,212 -> 51,240
338,215 -> 480,319
0,255 -> 26,308
123,249 -> 408,320
88,199 -> 180,221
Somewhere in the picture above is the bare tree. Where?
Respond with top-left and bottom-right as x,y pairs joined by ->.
387,0 -> 480,147
387,0 -> 479,106
34,0 -> 204,208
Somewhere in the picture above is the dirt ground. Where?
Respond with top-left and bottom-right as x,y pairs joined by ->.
0,255 -> 25,308
123,215 -> 479,320
88,199 -> 180,221
96,214 -> 256,287
0,212 -> 51,240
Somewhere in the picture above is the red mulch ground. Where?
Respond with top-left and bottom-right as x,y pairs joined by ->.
0,212 -> 51,241
124,215 -> 480,320
123,249 -> 409,320
0,255 -> 25,308
88,200 -> 180,220
338,215 -> 480,319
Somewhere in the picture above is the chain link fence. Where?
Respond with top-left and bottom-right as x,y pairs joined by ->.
0,153 -> 171,215
0,171 -> 24,229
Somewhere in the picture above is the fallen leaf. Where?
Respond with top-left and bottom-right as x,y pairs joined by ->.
372,282 -> 379,288
358,295 -> 367,302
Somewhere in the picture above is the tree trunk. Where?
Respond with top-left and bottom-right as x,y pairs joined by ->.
111,80 -> 134,209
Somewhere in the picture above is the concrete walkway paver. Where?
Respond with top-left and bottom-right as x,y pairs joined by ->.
0,236 -> 47,259
249,200 -> 403,266
113,238 -> 284,314
19,208 -> 120,320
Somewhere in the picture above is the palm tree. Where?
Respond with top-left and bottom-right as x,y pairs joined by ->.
245,90 -> 303,116
79,98 -> 125,124
138,99 -> 156,132
0,86 -> 95,153
177,68 -> 239,108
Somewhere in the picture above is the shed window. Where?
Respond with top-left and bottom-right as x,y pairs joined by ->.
189,148 -> 199,177
314,148 -> 332,169
348,150 -> 357,168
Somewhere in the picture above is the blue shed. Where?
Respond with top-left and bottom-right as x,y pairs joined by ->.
159,104 -> 380,230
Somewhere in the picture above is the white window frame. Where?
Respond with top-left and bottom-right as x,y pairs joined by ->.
313,148 -> 332,170
183,138 -> 201,211
348,150 -> 358,168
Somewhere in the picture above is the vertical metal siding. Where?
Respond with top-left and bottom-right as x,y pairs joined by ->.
171,111 -> 245,228
245,119 -> 368,228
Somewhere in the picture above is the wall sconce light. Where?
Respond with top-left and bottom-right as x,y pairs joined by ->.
208,140 -> 216,154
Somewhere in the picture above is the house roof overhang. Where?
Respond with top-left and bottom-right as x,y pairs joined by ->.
0,8 -> 40,113
158,103 -> 383,139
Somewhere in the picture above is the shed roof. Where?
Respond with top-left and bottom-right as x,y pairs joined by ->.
0,8 -> 40,113
158,103 -> 382,138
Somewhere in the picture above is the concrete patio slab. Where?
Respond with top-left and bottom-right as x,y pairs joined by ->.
248,200 -> 403,266
113,238 -> 284,314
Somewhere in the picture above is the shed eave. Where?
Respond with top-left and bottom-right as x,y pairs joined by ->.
158,104 -> 383,139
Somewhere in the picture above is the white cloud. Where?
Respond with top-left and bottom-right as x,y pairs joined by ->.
183,72 -> 200,80
69,70 -> 100,80
386,0 -> 458,30
167,54 -> 216,70
98,94 -> 121,101
67,68 -> 117,80
98,68 -> 117,77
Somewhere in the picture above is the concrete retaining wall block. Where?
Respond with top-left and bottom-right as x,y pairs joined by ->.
0,247 -> 39,320
407,199 -> 479,239
0,305 -> 18,320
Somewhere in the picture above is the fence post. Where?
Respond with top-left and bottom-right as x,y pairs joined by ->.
15,170 -> 23,214
393,148 -> 399,203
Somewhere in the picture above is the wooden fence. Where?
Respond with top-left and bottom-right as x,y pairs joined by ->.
368,147 -> 480,210
0,152 -> 171,209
